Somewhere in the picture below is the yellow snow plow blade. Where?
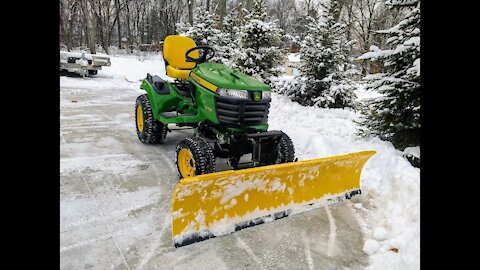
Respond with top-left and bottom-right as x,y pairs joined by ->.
172,150 -> 376,247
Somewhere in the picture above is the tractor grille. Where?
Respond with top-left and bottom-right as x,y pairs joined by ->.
215,96 -> 270,125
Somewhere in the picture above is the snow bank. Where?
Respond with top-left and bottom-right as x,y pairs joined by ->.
363,239 -> 380,255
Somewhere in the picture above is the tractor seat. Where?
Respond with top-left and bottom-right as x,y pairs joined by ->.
163,35 -> 199,79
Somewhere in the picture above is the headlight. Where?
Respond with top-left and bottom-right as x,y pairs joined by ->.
262,91 -> 271,99
217,88 -> 249,99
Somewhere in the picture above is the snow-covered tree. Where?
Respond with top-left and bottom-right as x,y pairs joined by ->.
278,0 -> 358,109
176,8 -> 220,46
234,0 -> 284,85
357,0 -> 420,151
214,6 -> 243,66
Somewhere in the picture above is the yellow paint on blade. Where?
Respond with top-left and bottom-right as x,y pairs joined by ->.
190,73 -> 218,92
171,150 -> 376,241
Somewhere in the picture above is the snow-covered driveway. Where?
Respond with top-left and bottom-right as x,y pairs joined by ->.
60,55 -> 419,269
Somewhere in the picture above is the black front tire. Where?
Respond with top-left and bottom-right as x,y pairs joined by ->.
277,132 -> 295,164
135,94 -> 167,144
175,137 -> 216,179
88,70 -> 98,75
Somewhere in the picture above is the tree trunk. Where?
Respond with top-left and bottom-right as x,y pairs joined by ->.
135,4 -> 141,46
90,18 -> 97,54
206,0 -> 210,12
140,3 -> 147,44
334,0 -> 345,22
81,0 -> 96,53
126,0 -> 132,52
306,0 -> 313,16
80,27 -> 83,47
188,0 -> 194,25
217,0 -> 227,29
108,16 -> 118,52
67,15 -> 74,50
115,0 -> 122,48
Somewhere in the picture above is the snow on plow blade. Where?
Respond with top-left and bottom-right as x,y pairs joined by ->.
172,150 -> 376,247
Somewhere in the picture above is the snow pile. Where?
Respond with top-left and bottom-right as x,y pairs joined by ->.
373,227 -> 388,241
363,239 -> 380,255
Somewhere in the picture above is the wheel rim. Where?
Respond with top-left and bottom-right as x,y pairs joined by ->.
136,106 -> 144,133
178,148 -> 195,178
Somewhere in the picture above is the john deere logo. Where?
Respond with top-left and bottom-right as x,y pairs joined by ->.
254,92 -> 261,101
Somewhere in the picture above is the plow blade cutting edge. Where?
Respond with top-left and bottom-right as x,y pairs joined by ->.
171,150 -> 376,247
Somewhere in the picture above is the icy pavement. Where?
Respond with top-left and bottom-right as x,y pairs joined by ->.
60,54 -> 419,269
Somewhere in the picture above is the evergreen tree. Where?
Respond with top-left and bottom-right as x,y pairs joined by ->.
234,0 -> 284,85
215,6 -> 243,66
279,0 -> 358,108
176,8 -> 220,46
357,0 -> 420,151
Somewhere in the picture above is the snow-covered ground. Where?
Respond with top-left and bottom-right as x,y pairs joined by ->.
60,54 -> 419,269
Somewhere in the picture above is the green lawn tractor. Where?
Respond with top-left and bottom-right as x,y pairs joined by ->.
134,35 -> 376,247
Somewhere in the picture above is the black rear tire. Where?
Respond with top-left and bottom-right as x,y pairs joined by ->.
135,94 -> 167,144
175,137 -> 216,179
277,132 -> 295,164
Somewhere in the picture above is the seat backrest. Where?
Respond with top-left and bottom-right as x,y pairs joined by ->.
163,35 -> 198,70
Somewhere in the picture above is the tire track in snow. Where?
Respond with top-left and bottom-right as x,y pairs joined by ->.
325,206 -> 337,257
136,213 -> 171,270
235,236 -> 265,269
301,230 -> 314,270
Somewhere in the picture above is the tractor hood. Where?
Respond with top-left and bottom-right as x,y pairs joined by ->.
192,63 -> 271,91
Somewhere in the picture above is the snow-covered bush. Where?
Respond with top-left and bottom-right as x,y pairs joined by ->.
234,0 -> 284,85
357,0 -> 420,153
277,1 -> 358,109
273,76 -> 306,97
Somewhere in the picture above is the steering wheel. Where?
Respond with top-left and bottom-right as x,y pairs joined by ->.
185,46 -> 215,64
